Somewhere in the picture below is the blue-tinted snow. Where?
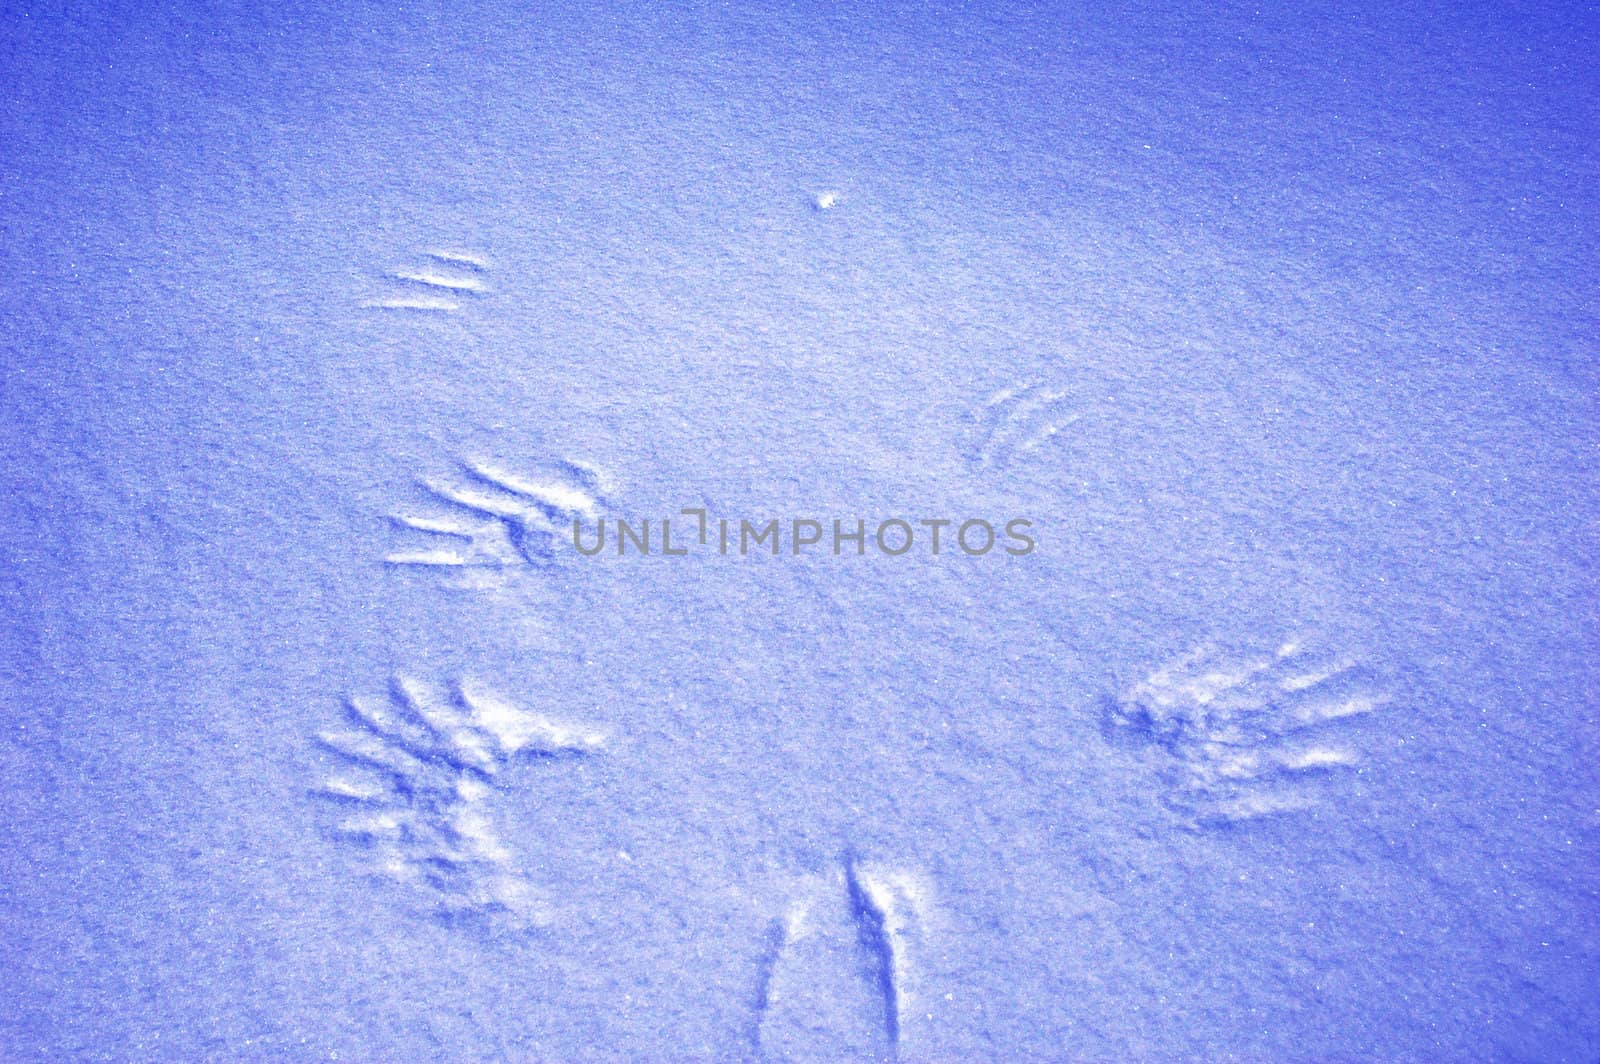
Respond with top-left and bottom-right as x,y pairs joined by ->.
1,1 -> 1596,1060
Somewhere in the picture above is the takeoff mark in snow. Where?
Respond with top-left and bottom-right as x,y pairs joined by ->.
963,382 -> 1083,471
754,861 -> 931,1060
315,675 -> 604,928
385,459 -> 611,571
362,249 -> 491,312
1105,638 -> 1388,829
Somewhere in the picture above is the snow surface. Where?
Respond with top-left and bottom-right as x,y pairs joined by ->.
1,1 -> 1596,1060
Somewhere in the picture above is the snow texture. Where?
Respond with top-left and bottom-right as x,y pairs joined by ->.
1,0 -> 1596,1060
